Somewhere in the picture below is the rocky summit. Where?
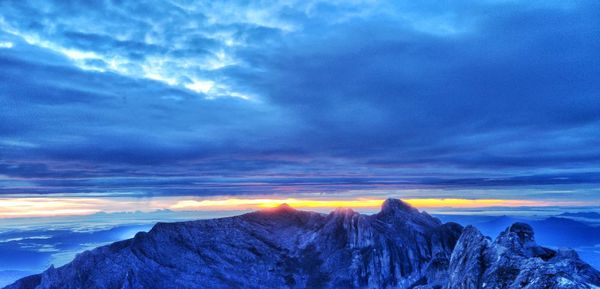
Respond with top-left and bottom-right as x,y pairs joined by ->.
5,199 -> 600,289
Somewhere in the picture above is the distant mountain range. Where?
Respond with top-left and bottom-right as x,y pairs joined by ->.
437,212 -> 600,269
439,215 -> 600,247
559,212 -> 600,219
5,199 -> 600,289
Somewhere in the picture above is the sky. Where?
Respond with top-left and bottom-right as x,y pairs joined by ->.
1,0 -> 600,217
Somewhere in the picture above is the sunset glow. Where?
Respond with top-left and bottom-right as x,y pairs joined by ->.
169,197 -> 571,211
0,196 -> 586,219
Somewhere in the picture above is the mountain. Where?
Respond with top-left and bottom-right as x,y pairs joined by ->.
5,199 -> 600,289
560,212 -> 600,219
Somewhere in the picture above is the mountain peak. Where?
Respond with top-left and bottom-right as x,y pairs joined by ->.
272,203 -> 295,212
257,203 -> 297,215
496,222 -> 557,260
276,203 -> 293,210
333,207 -> 356,215
507,222 -> 535,243
380,198 -> 417,214
497,222 -> 535,247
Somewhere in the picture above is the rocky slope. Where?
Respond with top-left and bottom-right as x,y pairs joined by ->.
5,199 -> 600,289
447,223 -> 600,289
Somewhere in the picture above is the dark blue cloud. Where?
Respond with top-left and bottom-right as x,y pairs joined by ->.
0,0 -> 599,200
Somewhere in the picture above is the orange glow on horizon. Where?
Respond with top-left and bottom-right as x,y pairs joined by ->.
169,197 -> 560,211
0,196 -> 586,219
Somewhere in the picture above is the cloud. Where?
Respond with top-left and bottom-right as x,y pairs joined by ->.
0,0 -> 599,199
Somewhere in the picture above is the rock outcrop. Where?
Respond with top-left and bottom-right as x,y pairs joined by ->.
446,223 -> 600,289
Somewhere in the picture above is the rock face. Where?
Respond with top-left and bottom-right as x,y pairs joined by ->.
4,199 -> 600,289
447,223 -> 600,289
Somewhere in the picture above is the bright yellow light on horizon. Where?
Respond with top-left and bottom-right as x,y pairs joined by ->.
169,197 -> 556,211
170,198 -> 385,210
0,196 -> 585,218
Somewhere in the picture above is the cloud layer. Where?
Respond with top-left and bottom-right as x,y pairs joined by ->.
1,0 -> 599,200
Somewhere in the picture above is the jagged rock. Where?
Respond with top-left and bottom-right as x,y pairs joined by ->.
4,199 -> 600,289
446,223 -> 600,289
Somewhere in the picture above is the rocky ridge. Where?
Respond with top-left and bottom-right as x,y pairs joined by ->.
5,199 -> 600,289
